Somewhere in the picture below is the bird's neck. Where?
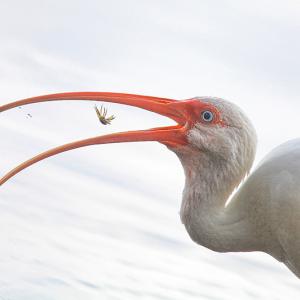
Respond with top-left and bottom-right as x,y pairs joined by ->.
178,150 -> 263,253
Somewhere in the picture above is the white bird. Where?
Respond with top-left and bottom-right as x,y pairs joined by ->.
1,92 -> 300,278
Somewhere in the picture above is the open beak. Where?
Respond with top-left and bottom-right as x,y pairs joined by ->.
0,92 -> 191,185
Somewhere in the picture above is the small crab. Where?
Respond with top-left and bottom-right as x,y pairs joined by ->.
94,105 -> 115,125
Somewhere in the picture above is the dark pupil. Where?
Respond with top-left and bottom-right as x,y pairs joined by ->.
203,111 -> 212,120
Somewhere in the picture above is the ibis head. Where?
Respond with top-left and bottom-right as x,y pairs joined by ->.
0,93 -> 256,187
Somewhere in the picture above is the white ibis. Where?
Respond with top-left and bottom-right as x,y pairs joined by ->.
1,92 -> 300,278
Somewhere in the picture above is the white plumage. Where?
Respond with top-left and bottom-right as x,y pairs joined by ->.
177,97 -> 300,278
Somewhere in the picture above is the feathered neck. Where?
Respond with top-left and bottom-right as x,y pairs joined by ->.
177,148 -> 265,253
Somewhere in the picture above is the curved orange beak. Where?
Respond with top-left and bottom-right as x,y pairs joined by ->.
0,92 -> 194,185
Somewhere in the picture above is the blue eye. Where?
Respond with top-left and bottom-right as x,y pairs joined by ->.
201,110 -> 214,122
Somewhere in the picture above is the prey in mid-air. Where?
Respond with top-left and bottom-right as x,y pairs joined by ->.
94,105 -> 115,125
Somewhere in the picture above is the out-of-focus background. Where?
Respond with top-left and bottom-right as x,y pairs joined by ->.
1,0 -> 300,299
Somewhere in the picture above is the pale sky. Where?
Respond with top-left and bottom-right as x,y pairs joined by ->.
1,1 -> 300,299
